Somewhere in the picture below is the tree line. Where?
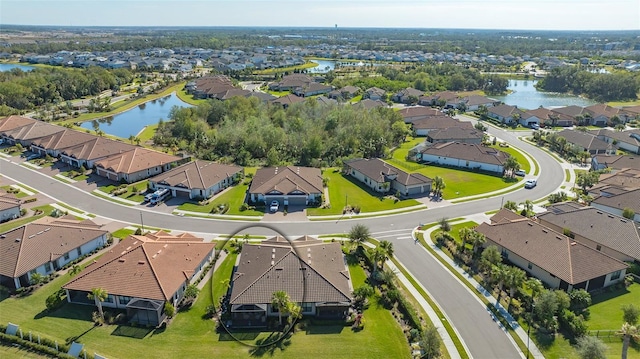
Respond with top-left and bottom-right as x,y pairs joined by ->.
153,96 -> 410,167
536,66 -> 640,102
0,66 -> 134,115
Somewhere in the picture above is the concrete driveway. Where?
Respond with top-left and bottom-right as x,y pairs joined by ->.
261,205 -> 308,222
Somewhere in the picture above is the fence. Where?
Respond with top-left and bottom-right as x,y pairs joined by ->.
587,329 -> 622,343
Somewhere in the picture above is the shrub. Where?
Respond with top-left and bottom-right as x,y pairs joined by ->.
45,288 -> 66,312
164,302 -> 176,318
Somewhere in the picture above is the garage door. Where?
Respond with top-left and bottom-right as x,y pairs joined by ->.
407,186 -> 422,195
286,196 -> 307,206
175,189 -> 190,198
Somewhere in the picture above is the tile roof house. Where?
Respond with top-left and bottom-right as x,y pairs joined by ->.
590,129 -> 640,155
270,94 -> 305,108
293,82 -> 333,97
556,129 -> 612,155
268,74 -> 315,91
585,104 -> 631,126
248,166 -> 323,206
591,154 -> 640,172
592,188 -> 640,222
549,106 -> 587,127
409,115 -> 473,136
364,87 -> 386,101
353,99 -> 387,110
538,202 -> 640,262
0,217 -> 109,289
185,75 -> 237,99
398,107 -> 445,123
63,231 -> 215,327
476,218 -> 628,291
93,147 -> 180,184
587,168 -> 640,199
426,127 -> 484,144
29,129 -> 97,158
0,193 -> 21,224
0,116 -> 64,146
149,160 -> 243,200
392,88 -> 424,104
487,104 -> 525,124
418,91 -> 459,107
344,158 -> 432,196
228,236 -> 352,327
460,95 -> 499,111
417,142 -> 509,174
523,107 -> 554,126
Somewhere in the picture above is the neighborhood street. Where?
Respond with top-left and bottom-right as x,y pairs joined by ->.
0,126 -> 563,358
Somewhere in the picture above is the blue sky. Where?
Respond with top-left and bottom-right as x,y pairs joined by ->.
1,0 -> 639,30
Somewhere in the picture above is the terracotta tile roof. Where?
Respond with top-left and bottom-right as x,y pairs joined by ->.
538,203 -> 640,261
585,104 -> 622,119
476,220 -> 627,285
271,94 -> 305,106
489,208 -> 525,223
0,219 -> 108,278
488,104 -> 525,119
193,75 -> 236,96
0,117 -> 64,143
230,237 -> 352,305
150,160 -> 242,190
63,232 -> 214,301
0,116 -> 40,132
0,194 -> 21,212
411,116 -> 474,130
30,129 -> 96,151
557,130 -> 610,152
249,166 -> 322,196
420,142 -> 509,166
398,107 -> 444,120
344,158 -> 432,186
61,137 -> 135,161
592,188 -> 640,213
94,147 -> 180,175
427,127 -> 484,141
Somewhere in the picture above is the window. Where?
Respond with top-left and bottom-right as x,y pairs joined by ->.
611,270 -> 621,281
596,245 -> 602,251
119,296 -> 131,305
105,294 -> 115,303
63,252 -> 70,261
527,262 -> 532,270
44,262 -> 52,273
301,303 -> 313,313
77,247 -> 82,256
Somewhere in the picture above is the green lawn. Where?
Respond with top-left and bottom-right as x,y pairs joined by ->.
349,95 -> 363,103
178,183 -> 263,216
306,169 -> 421,216
0,250 -> 410,359
489,144 -> 531,174
211,253 -> 237,305
96,180 -> 148,203
111,228 -> 135,239
589,283 -> 640,329
137,123 -> 159,144
0,205 -> 56,233
0,185 -> 28,198
389,138 -> 520,199
176,86 -> 209,106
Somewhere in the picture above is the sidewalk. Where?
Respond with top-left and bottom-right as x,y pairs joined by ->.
307,203 -> 428,221
415,222 -> 545,359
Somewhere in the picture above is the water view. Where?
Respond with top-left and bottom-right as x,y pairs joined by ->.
493,79 -> 596,109
308,59 -> 336,73
80,93 -> 191,138
0,63 -> 35,72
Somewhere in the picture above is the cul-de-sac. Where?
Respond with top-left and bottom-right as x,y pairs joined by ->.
1,4 -> 640,359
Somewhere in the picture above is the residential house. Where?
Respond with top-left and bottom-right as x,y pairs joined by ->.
461,95 -> 499,112
0,116 -> 64,146
550,106 -> 587,127
293,82 -> 333,97
591,188 -> 640,222
591,154 -> 640,172
622,105 -> 640,120
556,129 -> 612,155
588,168 -> 640,199
476,218 -> 628,291
0,193 -> 21,223
29,129 -> 97,158
59,137 -> 138,169
248,166 -> 323,206
228,236 -> 352,327
271,94 -> 305,109
487,104 -> 525,125
392,88 -> 424,104
426,127 -> 484,144
416,142 -> 509,174
64,231 -> 215,326
353,99 -> 387,110
0,217 -> 109,290
364,87 -> 386,101
269,74 -> 315,91
585,104 -> 630,126
344,158 -> 432,196
522,107 -> 553,127
185,75 -> 236,99
538,202 -> 640,263
590,129 -> 640,154
410,116 -> 473,136
313,96 -> 338,106
149,160 -> 243,200
398,107 -> 445,123
246,91 -> 277,103
418,91 -> 459,107
93,148 -> 180,184
338,86 -> 360,99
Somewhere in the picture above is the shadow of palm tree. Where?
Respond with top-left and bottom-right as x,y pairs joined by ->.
249,331 -> 292,357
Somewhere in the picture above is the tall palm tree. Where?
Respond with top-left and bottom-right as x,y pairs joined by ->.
128,135 -> 135,144
69,264 -> 82,277
286,302 -> 302,325
492,264 -> 508,305
505,266 -> 526,310
470,232 -> 486,256
88,287 -> 108,322
271,290 -> 291,326
348,224 -> 370,249
432,176 -> 446,199
526,278 -> 544,302
458,227 -> 474,253
617,322 -> 639,359
379,240 -> 394,261
519,200 -> 534,217
504,156 -> 520,178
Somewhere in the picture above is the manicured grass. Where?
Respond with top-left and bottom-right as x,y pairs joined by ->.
176,86 -> 209,106
588,283 -> 640,329
489,144 -> 531,173
136,123 -> 159,144
349,95 -> 363,103
111,228 -> 135,239
390,138 -> 519,199
97,180 -> 148,203
0,344 -> 47,359
306,169 -> 420,216
178,183 -> 263,217
211,253 -> 237,306
58,170 -> 89,181
266,90 -> 291,97
254,61 -> 318,75
447,221 -> 478,248
0,186 -> 28,198
565,169 -> 571,181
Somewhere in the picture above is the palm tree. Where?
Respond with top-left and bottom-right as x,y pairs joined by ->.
519,200 -> 534,217
458,227 -> 474,253
134,137 -> 141,146
492,264 -> 508,305
432,176 -> 446,199
88,287 -> 108,322
128,135 -> 135,144
286,302 -> 302,325
69,264 -> 82,277
578,151 -> 591,166
617,323 -> 639,359
438,217 -> 451,232
503,200 -> 518,211
526,278 -> 544,302
504,156 -> 520,178
348,224 -> 370,249
470,232 -> 486,256
505,266 -> 526,310
271,290 -> 292,326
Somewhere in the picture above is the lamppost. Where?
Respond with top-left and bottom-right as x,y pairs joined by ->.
527,302 -> 535,359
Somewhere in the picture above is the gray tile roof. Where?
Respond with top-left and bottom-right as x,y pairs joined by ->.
538,203 -> 640,261
230,237 -> 352,305
592,155 -> 640,171
592,188 -> 640,213
249,166 -> 323,196
420,142 -> 509,165
557,129 -> 610,152
150,160 -> 242,190
344,158 -> 432,186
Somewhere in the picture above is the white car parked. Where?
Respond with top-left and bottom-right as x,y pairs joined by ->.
524,179 -> 537,189
269,200 -> 279,212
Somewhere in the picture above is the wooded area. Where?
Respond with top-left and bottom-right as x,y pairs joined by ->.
536,66 -> 640,102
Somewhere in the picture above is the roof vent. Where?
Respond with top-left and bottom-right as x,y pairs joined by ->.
556,236 -> 563,240
621,219 -> 627,223
570,242 -> 577,246
15,238 -> 21,242
527,222 -> 533,226
37,231 -> 44,235
118,258 -> 126,262
44,228 -> 50,232
138,260 -> 146,265
542,229 -> 548,233
271,260 -> 274,266
28,234 -> 35,239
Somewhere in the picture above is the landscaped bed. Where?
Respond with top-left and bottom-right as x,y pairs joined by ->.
97,180 -> 148,203
177,182 -> 263,216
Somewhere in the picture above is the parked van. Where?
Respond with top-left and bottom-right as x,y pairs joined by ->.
150,188 -> 171,205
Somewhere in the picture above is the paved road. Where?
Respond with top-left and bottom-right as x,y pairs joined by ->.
0,128 -> 563,358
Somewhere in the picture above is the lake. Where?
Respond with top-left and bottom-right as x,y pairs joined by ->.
0,63 -> 35,72
80,93 -> 191,138
308,59 -> 336,73
493,79 -> 596,109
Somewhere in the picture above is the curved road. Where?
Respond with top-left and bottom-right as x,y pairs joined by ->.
0,125 -> 562,358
